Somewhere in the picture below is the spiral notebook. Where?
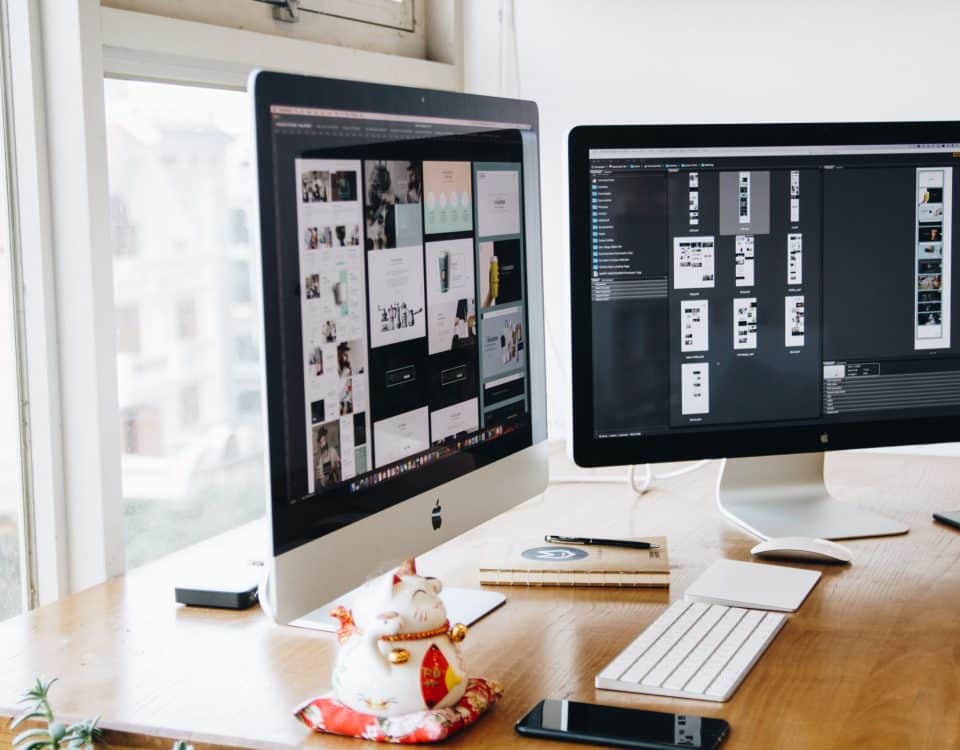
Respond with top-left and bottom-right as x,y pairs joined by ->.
478,536 -> 669,588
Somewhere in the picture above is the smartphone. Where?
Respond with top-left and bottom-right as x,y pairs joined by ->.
933,510 -> 960,530
515,699 -> 729,749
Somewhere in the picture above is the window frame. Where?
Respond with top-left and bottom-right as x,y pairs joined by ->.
5,0 -> 72,608
300,0 -> 415,31
0,0 -> 34,615
102,0 -> 424,60
99,5 -> 462,91
19,1 -> 463,600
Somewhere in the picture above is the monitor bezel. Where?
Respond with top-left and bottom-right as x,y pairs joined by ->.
568,121 -> 960,467
251,71 -> 545,554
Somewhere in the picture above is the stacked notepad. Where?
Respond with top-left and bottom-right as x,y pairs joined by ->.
478,537 -> 669,588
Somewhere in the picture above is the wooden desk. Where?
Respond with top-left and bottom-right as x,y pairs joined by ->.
3,451 -> 960,749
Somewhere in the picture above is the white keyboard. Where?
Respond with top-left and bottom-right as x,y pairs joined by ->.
595,599 -> 786,702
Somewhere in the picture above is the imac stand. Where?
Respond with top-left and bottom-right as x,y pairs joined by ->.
716,452 -> 908,540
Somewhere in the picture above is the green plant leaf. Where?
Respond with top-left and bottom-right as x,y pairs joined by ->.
21,678 -> 56,702
12,727 -> 50,746
10,710 -> 45,729
63,715 -> 101,747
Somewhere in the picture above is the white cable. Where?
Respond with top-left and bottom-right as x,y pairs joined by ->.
257,565 -> 277,621
629,464 -> 653,494
550,472 -> 631,485
552,460 -> 714,496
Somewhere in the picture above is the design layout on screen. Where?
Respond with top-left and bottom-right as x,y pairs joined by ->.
785,295 -> 805,348
424,161 -> 473,235
289,141 -> 529,499
374,407 -> 430,467
681,300 -> 709,353
681,362 -> 710,415
915,167 -> 952,350
364,160 -> 423,250
674,237 -> 716,289
425,237 -> 476,356
733,297 -> 758,350
430,398 -> 479,446
296,158 -> 372,493
735,235 -> 755,287
481,305 -> 525,378
788,233 -> 803,285
476,167 -> 521,237
368,246 -> 427,349
719,171 -> 770,236
790,169 -> 800,223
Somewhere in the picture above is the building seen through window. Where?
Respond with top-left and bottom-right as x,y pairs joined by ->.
106,79 -> 265,568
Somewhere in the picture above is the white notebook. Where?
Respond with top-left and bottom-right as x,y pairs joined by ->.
684,559 -> 820,612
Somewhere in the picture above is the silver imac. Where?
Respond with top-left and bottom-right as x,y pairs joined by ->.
250,71 -> 548,626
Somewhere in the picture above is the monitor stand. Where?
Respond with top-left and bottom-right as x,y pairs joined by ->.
290,586 -> 506,632
716,452 -> 908,540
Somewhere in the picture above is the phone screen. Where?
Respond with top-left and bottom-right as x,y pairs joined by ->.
516,699 -> 729,749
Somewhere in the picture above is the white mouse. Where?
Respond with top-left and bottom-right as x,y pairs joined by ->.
750,536 -> 852,564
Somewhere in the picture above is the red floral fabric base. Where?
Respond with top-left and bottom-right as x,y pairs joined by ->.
294,677 -> 503,744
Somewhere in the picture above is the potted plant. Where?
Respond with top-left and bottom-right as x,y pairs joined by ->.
10,678 -> 192,750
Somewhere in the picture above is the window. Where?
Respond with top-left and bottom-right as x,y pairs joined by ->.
237,389 -> 261,415
115,305 -> 140,353
0,25 -> 24,621
110,195 -> 137,256
180,384 -> 200,427
105,78 -> 266,569
229,208 -> 249,245
121,405 -> 163,455
0,221 -> 21,620
176,297 -> 197,340
235,334 -> 259,363
232,259 -> 252,304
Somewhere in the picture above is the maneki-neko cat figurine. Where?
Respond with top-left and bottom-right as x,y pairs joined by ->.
330,558 -> 470,718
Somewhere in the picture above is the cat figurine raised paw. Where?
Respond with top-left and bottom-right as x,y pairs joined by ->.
330,558 -> 469,717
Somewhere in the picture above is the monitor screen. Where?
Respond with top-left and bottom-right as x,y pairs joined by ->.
258,96 -> 536,554
581,137 -> 960,447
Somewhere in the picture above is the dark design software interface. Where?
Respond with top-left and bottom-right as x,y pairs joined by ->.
588,143 -> 960,438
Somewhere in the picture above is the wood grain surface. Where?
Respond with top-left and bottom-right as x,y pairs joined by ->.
2,451 -> 960,749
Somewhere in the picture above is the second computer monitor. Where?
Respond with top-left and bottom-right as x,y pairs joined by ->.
569,122 -> 960,538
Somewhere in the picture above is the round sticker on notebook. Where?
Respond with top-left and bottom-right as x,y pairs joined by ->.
520,546 -> 588,562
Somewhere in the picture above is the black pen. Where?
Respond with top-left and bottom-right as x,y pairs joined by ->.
545,535 -> 659,550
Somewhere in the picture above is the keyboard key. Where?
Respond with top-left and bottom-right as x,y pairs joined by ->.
597,600 -> 691,681
662,607 -> 745,691
705,619 -> 776,698
620,602 -> 708,683
642,605 -> 725,687
683,609 -> 757,693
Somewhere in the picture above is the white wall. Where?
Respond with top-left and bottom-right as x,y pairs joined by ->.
465,0 -> 960,438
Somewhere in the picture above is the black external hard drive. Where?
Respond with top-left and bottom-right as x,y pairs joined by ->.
174,569 -> 261,610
